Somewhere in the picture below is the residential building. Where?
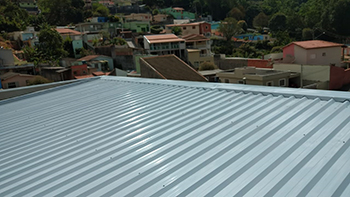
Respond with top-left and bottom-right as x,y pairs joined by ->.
140,55 -> 207,82
217,67 -> 298,87
78,55 -> 114,71
0,72 -> 35,89
274,63 -> 350,90
198,69 -> 222,82
160,7 -> 195,19
17,0 -> 39,15
283,40 -> 346,67
123,13 -> 152,22
12,27 -> 39,47
234,33 -> 270,41
75,23 -> 105,43
143,34 -> 186,59
153,14 -> 168,23
214,55 -> 272,70
123,21 -> 150,33
182,34 -> 214,68
1,76 -> 350,196
56,28 -> 84,58
165,22 -> 212,37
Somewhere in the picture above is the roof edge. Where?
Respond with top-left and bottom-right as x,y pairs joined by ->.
100,76 -> 350,102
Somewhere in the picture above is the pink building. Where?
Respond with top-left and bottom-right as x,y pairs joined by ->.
282,40 -> 346,67
0,72 -> 35,89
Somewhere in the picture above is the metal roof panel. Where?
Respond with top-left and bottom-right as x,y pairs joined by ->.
0,76 -> 350,196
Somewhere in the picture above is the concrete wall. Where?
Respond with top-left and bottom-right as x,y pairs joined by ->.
187,50 -> 214,68
214,57 -> 248,70
273,63 -> 330,82
306,47 -> 342,67
283,43 -> 294,59
93,56 -> 114,71
165,25 -> 200,35
0,49 -> 15,67
294,45 -> 307,64
217,71 -> 290,87
330,66 -> 350,90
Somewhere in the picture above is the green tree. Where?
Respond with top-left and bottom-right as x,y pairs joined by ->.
111,37 -> 127,45
269,13 -> 287,33
92,3 -> 109,17
0,0 -> 30,32
27,76 -> 52,85
152,9 -> 159,15
244,4 -> 260,27
218,17 -> 242,41
237,20 -> 248,32
253,12 -> 269,28
228,7 -> 244,20
63,37 -> 74,58
330,0 -> 350,36
171,26 -> 182,36
38,0 -> 85,26
302,28 -> 314,40
151,25 -> 163,34
37,23 -> 67,62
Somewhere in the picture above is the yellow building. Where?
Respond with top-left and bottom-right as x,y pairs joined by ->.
183,34 -> 214,68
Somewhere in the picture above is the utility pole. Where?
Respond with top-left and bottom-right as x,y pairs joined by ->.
300,64 -> 303,88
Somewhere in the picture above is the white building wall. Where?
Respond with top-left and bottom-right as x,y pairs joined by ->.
306,47 -> 342,66
273,63 -> 330,82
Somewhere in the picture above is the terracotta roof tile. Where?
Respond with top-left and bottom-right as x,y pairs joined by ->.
144,34 -> 185,44
55,28 -> 82,36
285,40 -> 345,50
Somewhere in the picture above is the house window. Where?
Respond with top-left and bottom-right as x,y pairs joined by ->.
238,80 -> 244,84
192,26 -> 195,29
224,79 -> 229,83
205,26 -> 208,29
322,52 -> 326,56
183,27 -> 186,30
7,82 -> 17,88
310,54 -> 316,59
279,79 -> 286,87
266,81 -> 273,86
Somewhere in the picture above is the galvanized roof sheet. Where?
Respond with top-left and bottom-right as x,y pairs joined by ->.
1,76 -> 350,197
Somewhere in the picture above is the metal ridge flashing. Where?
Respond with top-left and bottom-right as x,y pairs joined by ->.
0,77 -> 101,103
101,76 -> 350,102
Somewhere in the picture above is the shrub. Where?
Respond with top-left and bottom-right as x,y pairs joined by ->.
199,62 -> 218,71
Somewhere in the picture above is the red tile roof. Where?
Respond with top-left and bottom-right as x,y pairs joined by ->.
182,34 -> 209,42
55,28 -> 82,35
166,22 -> 208,27
173,7 -> 184,11
144,34 -> 185,44
92,71 -> 110,76
75,75 -> 94,79
285,40 -> 345,50
78,55 -> 100,61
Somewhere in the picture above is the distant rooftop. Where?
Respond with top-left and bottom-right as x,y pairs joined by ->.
144,34 -> 185,44
55,28 -> 82,36
141,54 -> 207,82
285,40 -> 346,50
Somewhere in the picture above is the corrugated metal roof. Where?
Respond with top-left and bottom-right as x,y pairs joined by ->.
1,76 -> 350,196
